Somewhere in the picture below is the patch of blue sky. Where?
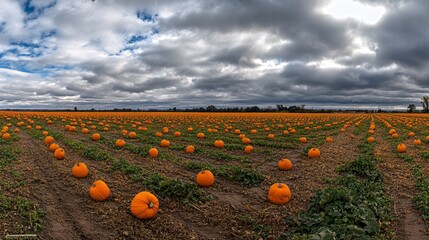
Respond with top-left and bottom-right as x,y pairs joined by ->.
137,10 -> 158,22
22,0 -> 57,21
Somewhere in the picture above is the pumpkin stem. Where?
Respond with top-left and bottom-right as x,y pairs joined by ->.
148,201 -> 154,208
278,183 -> 282,188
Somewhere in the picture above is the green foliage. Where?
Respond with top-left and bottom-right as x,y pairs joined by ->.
83,146 -> 113,161
0,195 -> 45,233
143,173 -> 209,203
284,131 -> 393,239
216,165 -> 264,186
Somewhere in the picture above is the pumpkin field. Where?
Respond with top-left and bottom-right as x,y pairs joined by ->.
1,111 -> 429,239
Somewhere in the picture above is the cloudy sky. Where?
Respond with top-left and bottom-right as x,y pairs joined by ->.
0,0 -> 428,110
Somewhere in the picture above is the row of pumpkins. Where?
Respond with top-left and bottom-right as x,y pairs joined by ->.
41,129 -> 324,220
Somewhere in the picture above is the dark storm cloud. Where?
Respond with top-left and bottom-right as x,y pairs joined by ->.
369,0 -> 429,69
163,0 -> 354,61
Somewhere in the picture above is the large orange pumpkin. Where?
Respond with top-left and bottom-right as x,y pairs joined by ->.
130,192 -> 159,219
89,180 -> 110,201
72,163 -> 89,178
268,183 -> 291,205
196,170 -> 215,187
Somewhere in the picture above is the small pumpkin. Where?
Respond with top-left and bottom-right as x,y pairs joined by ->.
44,136 -> 55,145
367,137 -> 375,143
82,128 -> 89,134
196,170 -> 215,187
308,148 -> 321,158
148,148 -> 158,158
214,140 -> 224,148
130,192 -> 159,219
128,132 -> 137,138
268,183 -> 291,205
174,131 -> 181,137
160,139 -> 170,147
49,143 -> 60,152
299,137 -> 307,143
242,137 -> 251,144
116,139 -> 126,147
278,159 -> 292,171
2,133 -> 10,139
72,162 -> 89,178
89,180 -> 110,201
186,145 -> 195,153
268,134 -> 275,139
244,145 -> 253,154
414,139 -> 422,145
54,148 -> 65,160
326,137 -> 333,142
42,131 -> 48,136
408,132 -> 415,137
92,133 -> 101,141
197,133 -> 205,139
397,143 -> 406,153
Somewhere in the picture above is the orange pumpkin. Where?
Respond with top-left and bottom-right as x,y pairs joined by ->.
197,132 -> 205,139
186,145 -> 195,153
148,148 -> 158,158
160,139 -> 170,147
92,133 -> 101,141
49,143 -> 60,152
82,128 -> 89,134
214,140 -> 224,148
278,159 -> 292,171
196,170 -> 215,187
115,139 -> 126,147
242,137 -> 251,144
367,137 -> 375,143
397,143 -> 406,153
174,131 -> 181,137
89,180 -> 110,201
130,192 -> 159,219
244,145 -> 253,154
268,134 -> 275,139
326,137 -> 333,142
2,133 -> 10,139
268,183 -> 291,205
308,148 -> 321,158
42,131 -> 48,136
54,148 -> 65,160
128,132 -> 137,138
44,136 -> 54,145
414,139 -> 422,145
72,163 -> 89,178
299,137 -> 307,143
408,132 -> 415,137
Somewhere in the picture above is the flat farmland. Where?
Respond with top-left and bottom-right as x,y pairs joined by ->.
1,111 -> 429,239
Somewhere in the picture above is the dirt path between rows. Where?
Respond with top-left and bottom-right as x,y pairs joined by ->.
374,127 -> 429,240
15,132 -> 116,239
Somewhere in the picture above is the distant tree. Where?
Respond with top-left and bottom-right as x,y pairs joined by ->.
245,106 -> 261,112
74,106 -> 77,111
422,96 -> 429,113
276,104 -> 285,111
408,104 -> 416,113
206,105 -> 217,112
